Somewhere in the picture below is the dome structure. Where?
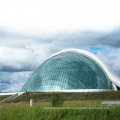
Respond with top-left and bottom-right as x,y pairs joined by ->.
21,49 -> 120,92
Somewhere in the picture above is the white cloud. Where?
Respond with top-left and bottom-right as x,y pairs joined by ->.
0,0 -> 120,37
0,72 -> 32,92
107,49 -> 120,75
0,29 -> 120,72
97,48 -> 120,77
0,45 -> 52,71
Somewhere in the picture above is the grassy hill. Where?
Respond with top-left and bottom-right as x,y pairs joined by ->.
1,91 -> 120,120
11,91 -> 120,103
0,95 -> 11,102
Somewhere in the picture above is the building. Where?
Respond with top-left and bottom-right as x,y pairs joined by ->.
21,49 -> 120,92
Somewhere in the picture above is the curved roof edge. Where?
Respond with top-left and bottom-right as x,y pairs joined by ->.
50,49 -> 120,88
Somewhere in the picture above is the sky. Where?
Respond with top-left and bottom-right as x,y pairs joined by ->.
0,0 -> 120,92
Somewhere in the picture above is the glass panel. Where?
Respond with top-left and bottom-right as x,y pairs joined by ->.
21,51 -> 113,91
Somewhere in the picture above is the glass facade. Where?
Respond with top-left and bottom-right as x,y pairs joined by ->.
21,51 -> 113,92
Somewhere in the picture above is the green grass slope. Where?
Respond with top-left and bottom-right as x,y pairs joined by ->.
1,91 -> 120,120
11,91 -> 120,103
0,95 -> 11,102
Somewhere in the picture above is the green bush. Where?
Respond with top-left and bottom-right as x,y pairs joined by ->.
51,93 -> 64,107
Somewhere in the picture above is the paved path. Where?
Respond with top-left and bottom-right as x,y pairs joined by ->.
101,101 -> 120,105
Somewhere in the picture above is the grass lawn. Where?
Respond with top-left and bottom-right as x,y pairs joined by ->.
0,91 -> 120,120
0,95 -> 11,102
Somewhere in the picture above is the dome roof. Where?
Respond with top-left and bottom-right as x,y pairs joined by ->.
21,49 -> 120,92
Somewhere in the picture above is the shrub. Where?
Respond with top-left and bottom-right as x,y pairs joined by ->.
51,93 -> 64,107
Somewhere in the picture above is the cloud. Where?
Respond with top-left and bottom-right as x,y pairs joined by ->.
0,72 -> 32,92
2,28 -> 120,48
0,0 -> 120,37
0,44 -> 52,72
0,29 -> 120,72
55,30 -> 120,48
0,46 -> 37,71
97,48 -> 120,77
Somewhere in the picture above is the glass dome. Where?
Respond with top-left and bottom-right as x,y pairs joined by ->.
21,50 -> 113,92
